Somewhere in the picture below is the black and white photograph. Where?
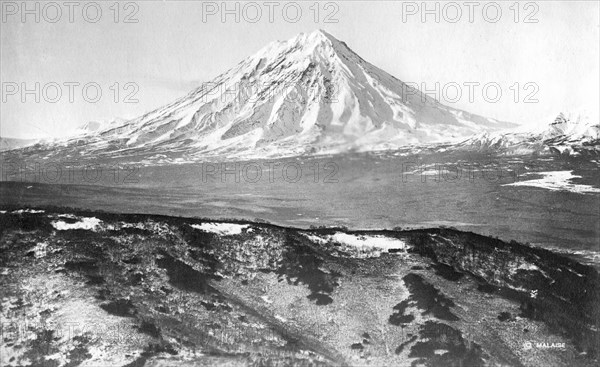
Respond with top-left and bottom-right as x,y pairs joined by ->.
0,1 -> 599,366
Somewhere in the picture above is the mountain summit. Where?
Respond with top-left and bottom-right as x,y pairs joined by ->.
17,30 -> 517,161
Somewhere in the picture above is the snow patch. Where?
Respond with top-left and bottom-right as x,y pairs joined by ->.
52,217 -> 102,231
260,295 -> 273,304
329,233 -> 407,251
57,213 -> 78,219
516,263 -> 540,272
305,232 -> 406,253
504,171 -> 600,194
190,222 -> 249,235
12,209 -> 45,214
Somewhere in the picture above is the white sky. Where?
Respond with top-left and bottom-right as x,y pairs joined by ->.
1,0 -> 599,139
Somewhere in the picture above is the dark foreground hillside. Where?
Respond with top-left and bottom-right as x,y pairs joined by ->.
0,207 -> 598,366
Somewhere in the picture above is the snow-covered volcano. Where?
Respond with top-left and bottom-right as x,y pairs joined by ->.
14,30 -> 517,161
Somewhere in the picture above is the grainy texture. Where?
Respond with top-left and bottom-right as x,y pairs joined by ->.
1,208 -> 597,366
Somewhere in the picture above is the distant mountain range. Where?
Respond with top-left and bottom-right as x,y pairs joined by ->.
2,30 -> 598,161
455,112 -> 599,156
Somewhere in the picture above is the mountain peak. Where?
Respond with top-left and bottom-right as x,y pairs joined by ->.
252,29 -> 341,62
307,28 -> 337,42
290,29 -> 337,43
311,28 -> 331,36
290,29 -> 335,50
40,31 -> 517,161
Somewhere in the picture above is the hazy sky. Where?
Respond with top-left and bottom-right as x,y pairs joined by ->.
1,0 -> 598,138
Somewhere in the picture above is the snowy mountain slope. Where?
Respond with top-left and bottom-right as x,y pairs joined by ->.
73,118 -> 125,136
0,137 -> 39,152
13,30 -> 518,162
455,112 -> 600,156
